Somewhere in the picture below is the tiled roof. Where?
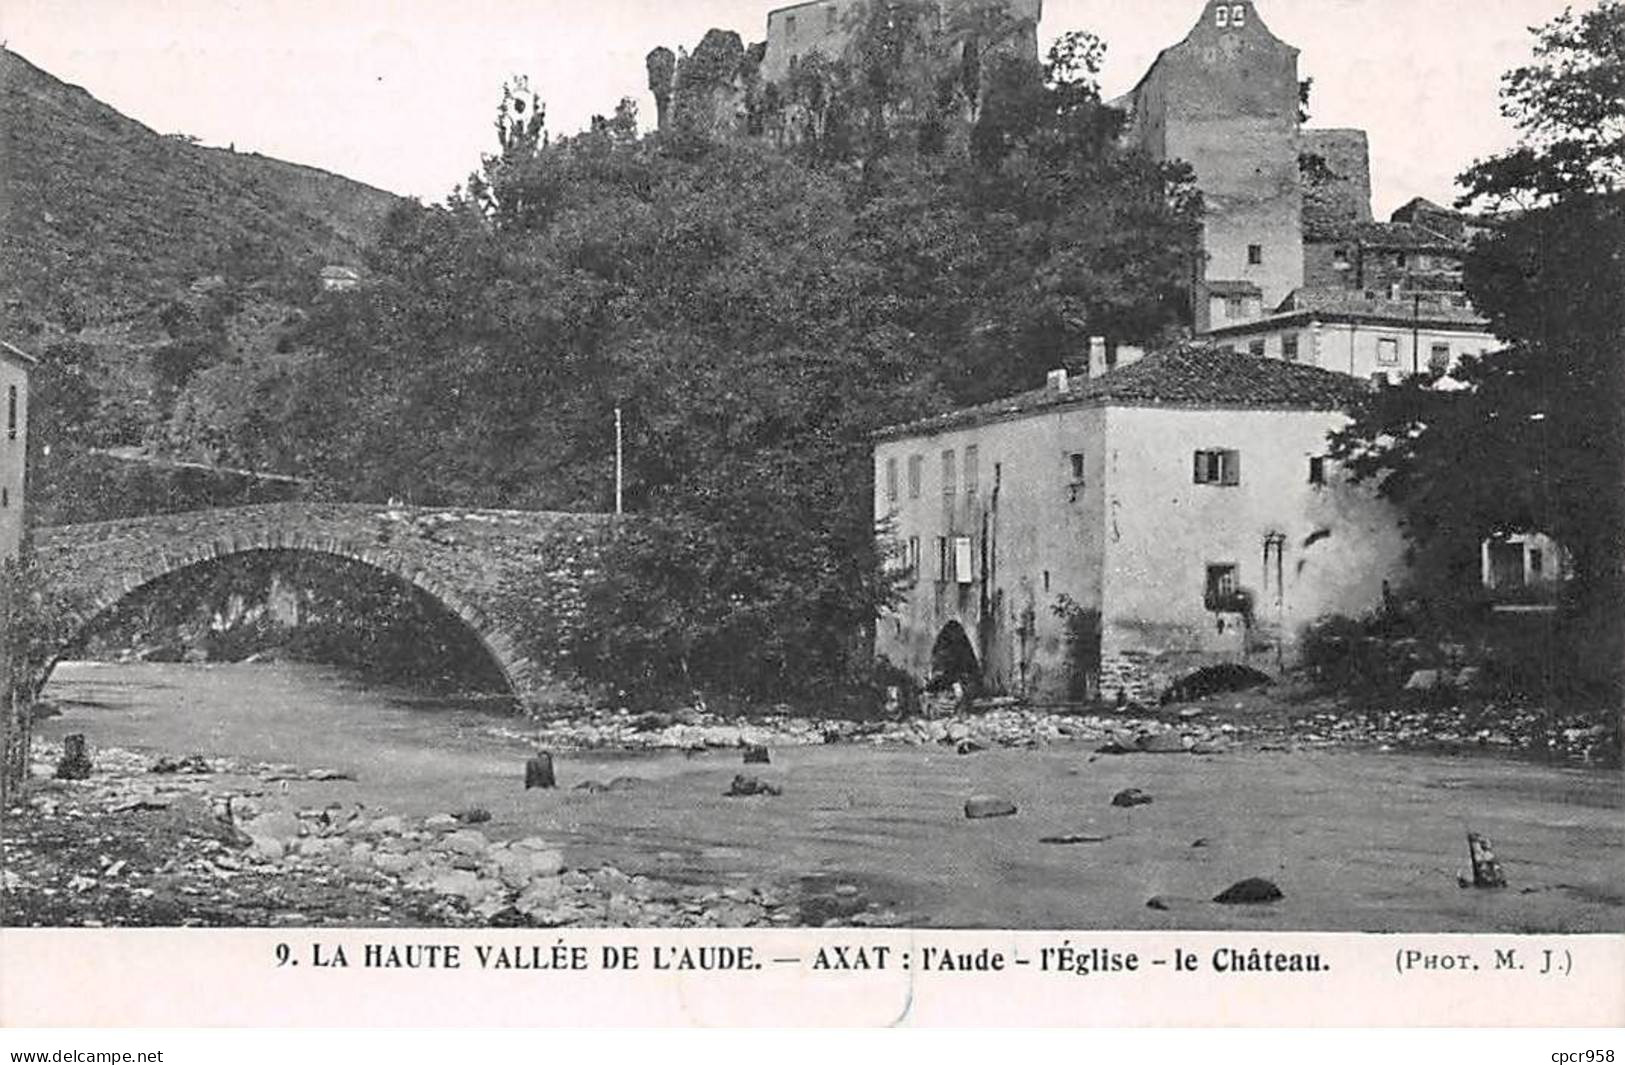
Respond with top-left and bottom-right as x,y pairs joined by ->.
875,346 -> 1365,440
1268,289 -> 1488,327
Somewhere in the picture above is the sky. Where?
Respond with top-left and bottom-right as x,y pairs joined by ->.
0,0 -> 1584,216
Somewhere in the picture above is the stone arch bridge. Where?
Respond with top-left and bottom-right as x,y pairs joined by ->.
29,503 -> 618,712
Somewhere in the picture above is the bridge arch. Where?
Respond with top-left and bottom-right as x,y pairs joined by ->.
38,532 -> 541,706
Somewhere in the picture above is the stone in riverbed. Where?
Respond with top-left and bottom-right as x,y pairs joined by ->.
372,852 -> 419,877
442,829 -> 489,858
1111,788 -> 1153,808
1212,877 -> 1283,904
725,774 -> 781,797
423,813 -> 459,831
245,811 -> 301,843
1138,731 -> 1190,754
368,815 -> 405,837
964,796 -> 1017,819
248,835 -> 285,861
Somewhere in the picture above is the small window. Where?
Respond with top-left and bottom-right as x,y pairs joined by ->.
1069,452 -> 1085,483
964,444 -> 979,497
1282,334 -> 1299,362
1529,548 -> 1544,577
1248,339 -> 1266,357
1215,5 -> 1229,26
907,536 -> 920,578
6,385 -> 15,440
1,487 -> 7,508
1377,337 -> 1400,366
937,536 -> 951,581
1219,344 -> 1236,355
908,454 -> 923,499
1225,296 -> 1245,320
1204,563 -> 1240,609
941,450 -> 956,497
1308,456 -> 1326,486
1429,343 -> 1451,375
1230,4 -> 1246,25
1193,449 -> 1241,486
1247,243 -> 1263,265
886,457 -> 898,502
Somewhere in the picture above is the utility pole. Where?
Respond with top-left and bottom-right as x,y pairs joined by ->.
613,406 -> 624,517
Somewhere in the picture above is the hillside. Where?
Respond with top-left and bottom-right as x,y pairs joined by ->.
0,46 -> 401,335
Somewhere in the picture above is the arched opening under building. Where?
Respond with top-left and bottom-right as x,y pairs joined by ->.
928,621 -> 980,692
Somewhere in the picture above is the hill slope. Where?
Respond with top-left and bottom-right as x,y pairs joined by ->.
0,46 -> 401,334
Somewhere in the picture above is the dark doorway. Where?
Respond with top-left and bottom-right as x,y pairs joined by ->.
929,621 -> 979,691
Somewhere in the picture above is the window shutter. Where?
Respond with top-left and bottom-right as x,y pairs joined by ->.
1193,451 -> 1206,484
1223,450 -> 1241,485
954,537 -> 974,585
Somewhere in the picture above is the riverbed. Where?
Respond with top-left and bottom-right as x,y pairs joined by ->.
31,661 -> 1624,931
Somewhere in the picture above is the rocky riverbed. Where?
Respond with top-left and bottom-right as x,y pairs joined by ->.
1,741 -> 846,929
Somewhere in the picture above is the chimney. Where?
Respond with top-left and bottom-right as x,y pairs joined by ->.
1088,336 -> 1109,378
1046,368 -> 1070,394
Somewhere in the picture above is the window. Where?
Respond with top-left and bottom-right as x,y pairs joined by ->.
1069,452 -> 1086,483
786,14 -> 797,38
941,450 -> 956,497
1429,343 -> 1451,375
1215,4 -> 1229,26
1230,4 -> 1246,24
1225,296 -> 1245,320
1204,563 -> 1240,610
1247,243 -> 1263,265
937,535 -> 973,583
1377,337 -> 1400,365
826,5 -> 838,32
1248,339 -> 1266,357
885,457 -> 898,502
907,536 -> 920,578
1529,548 -> 1544,578
1282,333 -> 1299,362
1308,456 -> 1326,486
964,445 -> 979,497
1,487 -> 7,508
954,536 -> 974,586
6,385 -> 14,440
908,454 -> 923,499
1194,449 -> 1241,486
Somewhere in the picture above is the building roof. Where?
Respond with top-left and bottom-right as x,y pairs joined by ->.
1203,290 -> 1491,337
1,339 -> 38,367
1205,279 -> 1264,297
875,345 -> 1367,441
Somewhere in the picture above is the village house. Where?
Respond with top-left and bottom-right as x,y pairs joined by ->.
873,347 -> 1409,703
0,340 -> 32,562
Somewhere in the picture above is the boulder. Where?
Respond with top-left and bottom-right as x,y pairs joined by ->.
495,847 -> 564,888
1138,731 -> 1189,754
423,813 -> 459,831
1096,731 -> 1139,755
1190,739 -> 1229,756
430,869 -> 490,903
955,739 -> 984,756
368,815 -> 405,837
372,852 -> 420,877
725,774 -> 782,797
1145,896 -> 1172,911
54,735 -> 93,781
244,811 -> 301,843
442,829 -> 489,858
248,835 -> 285,861
1404,669 -> 1441,692
525,752 -> 556,790
1213,877 -> 1283,904
454,808 -> 492,825
742,745 -> 771,765
1111,788 -> 1153,808
964,796 -> 1017,819
1466,832 -> 1508,889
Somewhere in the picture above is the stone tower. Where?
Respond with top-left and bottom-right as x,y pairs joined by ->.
1116,0 -> 1304,332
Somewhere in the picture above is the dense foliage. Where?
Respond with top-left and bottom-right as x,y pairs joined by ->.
1331,2 -> 1624,708
159,26 -> 1198,703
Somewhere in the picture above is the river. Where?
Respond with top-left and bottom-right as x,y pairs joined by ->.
33,660 -> 1624,931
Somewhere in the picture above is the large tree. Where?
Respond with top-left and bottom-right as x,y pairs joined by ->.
1332,3 -> 1625,629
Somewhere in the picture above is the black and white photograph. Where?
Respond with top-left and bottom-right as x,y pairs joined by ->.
0,0 -> 1620,948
